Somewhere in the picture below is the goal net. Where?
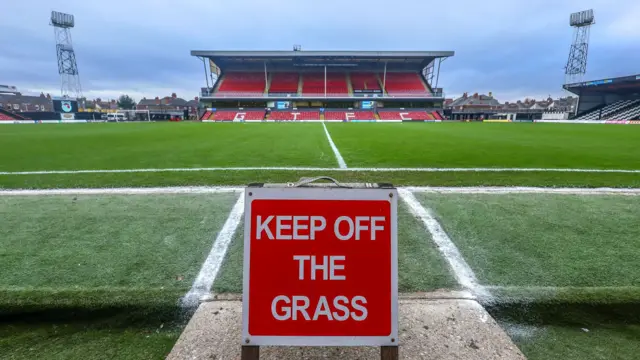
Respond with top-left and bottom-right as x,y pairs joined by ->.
116,110 -> 151,122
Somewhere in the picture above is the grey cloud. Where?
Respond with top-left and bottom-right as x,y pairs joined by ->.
1,0 -> 639,100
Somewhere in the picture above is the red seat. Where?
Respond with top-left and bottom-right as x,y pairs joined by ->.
324,110 -> 376,121
200,111 -> 212,120
214,110 -> 265,121
350,73 -> 381,92
377,110 -> 431,120
302,73 -> 348,96
216,72 -> 264,95
269,73 -> 299,93
383,72 -> 430,96
269,110 -> 320,121
0,114 -> 14,120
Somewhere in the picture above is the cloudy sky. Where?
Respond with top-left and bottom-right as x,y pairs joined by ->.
1,0 -> 638,102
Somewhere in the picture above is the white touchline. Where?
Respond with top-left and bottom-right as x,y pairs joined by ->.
0,186 -> 243,196
321,122 -> 348,169
2,166 -> 640,175
398,189 -> 491,300
181,193 -> 245,307
404,186 -> 640,196
1,186 -> 640,196
483,285 -> 640,291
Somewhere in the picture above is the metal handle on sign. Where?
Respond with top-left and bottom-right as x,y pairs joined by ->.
288,176 -> 349,188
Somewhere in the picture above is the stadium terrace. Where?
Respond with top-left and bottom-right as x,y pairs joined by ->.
191,49 -> 454,122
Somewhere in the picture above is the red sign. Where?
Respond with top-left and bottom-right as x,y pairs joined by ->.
242,187 -> 398,346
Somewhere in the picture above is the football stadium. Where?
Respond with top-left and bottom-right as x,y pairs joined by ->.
1,8 -> 640,360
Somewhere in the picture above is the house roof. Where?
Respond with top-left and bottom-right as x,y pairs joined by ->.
0,94 -> 52,106
138,96 -> 188,106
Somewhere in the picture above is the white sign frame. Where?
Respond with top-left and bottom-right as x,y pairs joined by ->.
242,186 -> 398,347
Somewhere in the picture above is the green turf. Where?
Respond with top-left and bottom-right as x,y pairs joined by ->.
514,324 -> 640,360
213,202 -> 457,293
0,193 -> 238,359
0,122 -> 336,171
2,170 -> 640,189
0,324 -> 180,360
2,122 -> 640,188
327,122 -> 640,169
417,192 -> 640,360
0,305 -> 184,360
489,302 -> 640,360
0,193 -> 237,290
416,193 -> 640,288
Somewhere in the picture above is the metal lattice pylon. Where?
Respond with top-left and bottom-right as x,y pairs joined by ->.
51,11 -> 82,99
564,10 -> 595,85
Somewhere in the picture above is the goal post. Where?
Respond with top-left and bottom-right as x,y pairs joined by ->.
116,110 -> 151,122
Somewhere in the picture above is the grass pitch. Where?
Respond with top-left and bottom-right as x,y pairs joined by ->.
2,122 -> 640,358
0,122 -> 335,171
416,192 -> 640,360
0,193 -> 238,359
1,122 -> 640,188
326,122 -> 640,169
416,193 -> 640,290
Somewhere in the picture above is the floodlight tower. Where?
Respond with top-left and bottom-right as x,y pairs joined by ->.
564,9 -> 595,85
50,11 -> 83,99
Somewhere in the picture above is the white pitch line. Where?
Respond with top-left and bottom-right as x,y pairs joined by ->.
2,166 -> 640,175
0,186 -> 243,196
181,193 -> 245,307
404,186 -> 640,196
399,189 -> 491,300
483,285 -> 640,291
321,122 -> 348,169
2,186 -> 640,196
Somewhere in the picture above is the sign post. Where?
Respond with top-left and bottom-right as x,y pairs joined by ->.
242,181 -> 398,359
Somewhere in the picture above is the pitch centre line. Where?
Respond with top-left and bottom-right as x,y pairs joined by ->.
321,122 -> 348,169
399,189 -> 491,300
181,192 -> 245,307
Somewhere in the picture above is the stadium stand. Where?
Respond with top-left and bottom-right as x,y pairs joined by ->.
350,72 -> 381,92
200,110 -> 212,120
607,102 -> 640,120
269,110 -> 320,121
302,73 -> 349,96
194,50 -> 452,120
214,110 -> 265,121
269,72 -> 300,94
576,100 -> 640,120
324,110 -> 376,121
383,72 -> 430,96
216,72 -> 265,95
377,110 -> 433,120
0,108 -> 25,120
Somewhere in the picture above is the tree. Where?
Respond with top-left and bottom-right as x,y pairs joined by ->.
117,95 -> 136,110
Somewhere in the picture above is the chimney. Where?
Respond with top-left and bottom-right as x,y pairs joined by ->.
46,93 -> 52,100
488,92 -> 493,97
473,93 -> 479,98
194,96 -> 199,101
171,93 -> 177,98
463,92 -> 468,98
